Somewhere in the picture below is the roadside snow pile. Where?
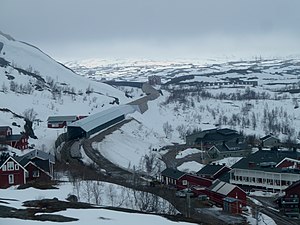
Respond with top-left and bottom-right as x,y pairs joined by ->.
177,161 -> 205,173
175,148 -> 204,159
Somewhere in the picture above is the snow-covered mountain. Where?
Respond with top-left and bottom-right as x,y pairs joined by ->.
0,31 -> 130,151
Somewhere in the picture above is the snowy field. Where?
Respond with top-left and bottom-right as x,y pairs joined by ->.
0,180 -> 179,224
0,209 -> 194,225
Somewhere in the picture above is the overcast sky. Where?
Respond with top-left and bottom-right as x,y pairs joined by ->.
1,0 -> 300,61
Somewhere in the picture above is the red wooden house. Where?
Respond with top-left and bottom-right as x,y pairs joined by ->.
208,179 -> 246,214
160,168 -> 213,195
47,115 -> 87,128
0,126 -> 28,150
177,174 -> 213,189
160,168 -> 186,186
276,158 -> 300,169
278,180 -> 300,218
0,154 -> 27,188
18,149 -> 55,182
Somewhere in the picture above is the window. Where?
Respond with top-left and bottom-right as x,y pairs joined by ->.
7,162 -> 14,171
8,174 -> 14,184
2,165 -> 6,171
15,164 -> 19,170
182,180 -> 188,185
33,170 -> 39,177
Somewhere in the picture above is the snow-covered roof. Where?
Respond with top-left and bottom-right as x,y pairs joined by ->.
68,104 -> 138,132
19,149 -> 55,164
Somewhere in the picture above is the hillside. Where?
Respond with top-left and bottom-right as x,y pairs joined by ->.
0,32 -> 130,152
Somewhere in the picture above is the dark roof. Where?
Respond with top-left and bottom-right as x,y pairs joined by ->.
195,128 -> 241,143
217,128 -> 237,136
232,150 -> 300,173
260,134 -> 278,141
0,126 -> 11,131
225,142 -> 250,151
0,152 -> 10,167
161,168 -> 186,180
47,116 -> 77,122
19,157 -> 51,174
6,134 -> 25,141
197,164 -> 226,176
19,149 -> 55,164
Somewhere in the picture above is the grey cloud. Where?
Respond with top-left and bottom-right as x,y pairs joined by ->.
1,0 -> 300,60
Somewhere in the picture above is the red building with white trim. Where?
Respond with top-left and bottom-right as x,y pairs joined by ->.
0,155 -> 27,188
0,126 -> 28,150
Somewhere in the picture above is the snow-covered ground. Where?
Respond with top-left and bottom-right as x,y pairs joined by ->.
0,208 -> 193,225
92,120 -> 167,173
0,180 -> 178,224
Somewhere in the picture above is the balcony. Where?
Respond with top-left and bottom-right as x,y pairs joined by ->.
282,197 -> 299,204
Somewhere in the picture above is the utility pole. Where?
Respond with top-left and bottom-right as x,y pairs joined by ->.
186,192 -> 192,218
255,206 -> 260,225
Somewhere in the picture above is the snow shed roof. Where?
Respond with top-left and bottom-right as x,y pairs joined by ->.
68,104 -> 138,132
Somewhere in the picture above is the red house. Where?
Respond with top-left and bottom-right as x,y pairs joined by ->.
208,179 -> 246,213
278,180 -> 300,218
276,158 -> 300,169
160,168 -> 186,186
47,115 -> 86,128
160,168 -> 213,195
18,149 -> 55,182
177,174 -> 213,189
0,126 -> 28,150
0,154 -> 27,188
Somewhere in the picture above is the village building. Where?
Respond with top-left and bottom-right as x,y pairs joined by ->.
197,164 -> 231,180
260,134 -> 280,148
47,115 -> 80,128
278,180 -> 300,218
0,150 -> 55,188
17,149 -> 55,182
160,168 -> 213,188
0,154 -> 27,188
0,126 -> 28,150
207,179 -> 246,214
186,128 -> 251,161
67,105 -> 139,140
230,149 -> 300,192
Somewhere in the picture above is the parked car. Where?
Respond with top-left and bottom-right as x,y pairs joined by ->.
175,188 -> 195,198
